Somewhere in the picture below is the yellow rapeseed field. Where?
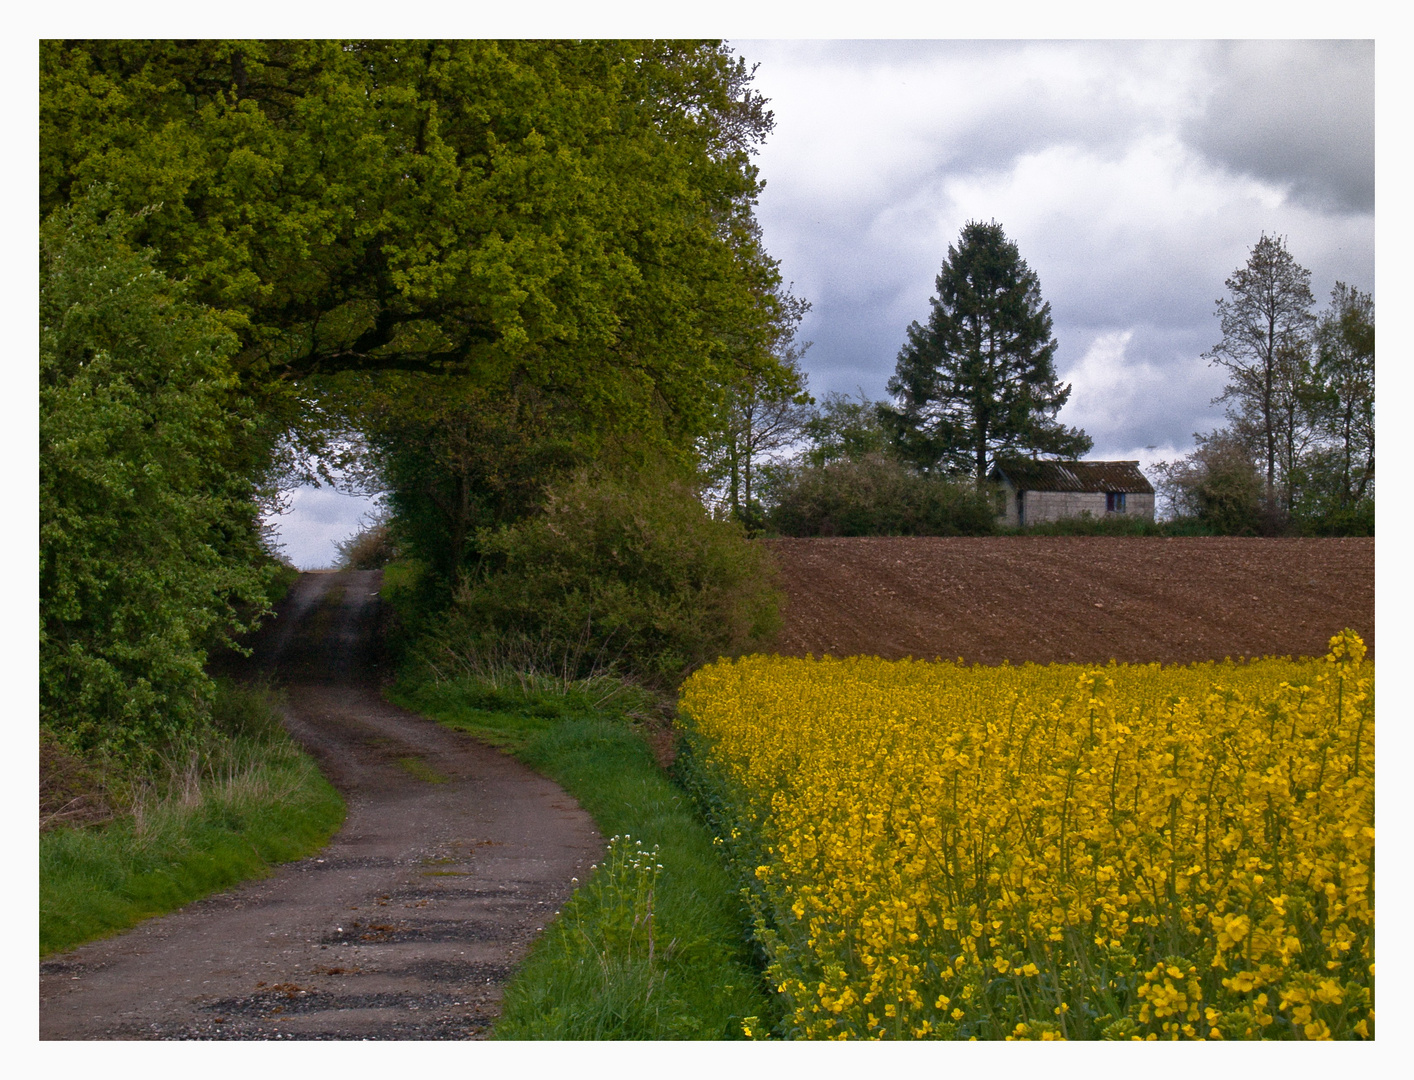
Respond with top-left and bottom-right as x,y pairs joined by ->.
679,631 -> 1373,1040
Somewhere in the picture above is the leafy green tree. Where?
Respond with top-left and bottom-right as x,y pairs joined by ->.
800,391 -> 892,468
1306,282 -> 1374,523
880,220 -> 1091,483
41,40 -> 786,451
40,204 -> 276,753
348,373 -> 582,588
1203,234 -> 1317,520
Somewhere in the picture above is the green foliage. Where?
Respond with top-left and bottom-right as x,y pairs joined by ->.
767,453 -> 999,537
1300,282 -> 1374,532
1287,449 -> 1375,537
40,202 -> 277,754
41,40 -> 788,449
393,672 -> 772,1039
1153,430 -> 1266,536
428,466 -> 782,685
40,682 -> 345,956
1004,512 -> 1178,537
881,220 -> 1091,482
349,374 -> 583,587
799,391 -> 891,468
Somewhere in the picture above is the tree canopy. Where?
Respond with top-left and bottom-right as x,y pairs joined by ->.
40,39 -> 799,748
880,220 -> 1090,482
1161,238 -> 1372,536
41,40 -> 788,447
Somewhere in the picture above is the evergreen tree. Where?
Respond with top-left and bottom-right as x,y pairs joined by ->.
881,220 -> 1090,483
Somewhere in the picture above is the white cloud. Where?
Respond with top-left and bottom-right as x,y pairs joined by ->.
1057,330 -> 1227,457
265,486 -> 383,571
739,40 -> 1373,449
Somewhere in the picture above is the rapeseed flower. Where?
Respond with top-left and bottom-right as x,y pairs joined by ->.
680,631 -> 1373,1040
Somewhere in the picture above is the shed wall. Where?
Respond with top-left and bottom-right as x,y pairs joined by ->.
996,487 -> 1155,526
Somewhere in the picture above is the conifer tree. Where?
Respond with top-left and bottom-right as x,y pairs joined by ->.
881,220 -> 1090,483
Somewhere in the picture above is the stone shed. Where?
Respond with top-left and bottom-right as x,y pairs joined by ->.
989,460 -> 1155,528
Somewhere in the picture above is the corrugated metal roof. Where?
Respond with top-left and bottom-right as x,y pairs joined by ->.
989,460 -> 1154,494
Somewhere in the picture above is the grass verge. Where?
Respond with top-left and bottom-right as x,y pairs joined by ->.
40,681 -> 345,957
390,667 -> 775,1039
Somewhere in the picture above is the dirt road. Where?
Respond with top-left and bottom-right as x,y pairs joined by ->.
39,570 -> 603,1040
765,536 -> 1374,666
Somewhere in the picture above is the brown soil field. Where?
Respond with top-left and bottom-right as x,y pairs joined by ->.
763,536 -> 1374,666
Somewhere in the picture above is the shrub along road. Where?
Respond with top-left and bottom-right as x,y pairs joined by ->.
39,570 -> 602,1040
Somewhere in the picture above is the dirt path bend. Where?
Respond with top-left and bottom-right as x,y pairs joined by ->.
40,570 -> 603,1040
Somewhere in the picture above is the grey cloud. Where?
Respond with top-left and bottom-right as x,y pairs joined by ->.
1183,40 -> 1374,214
1057,324 -> 1230,453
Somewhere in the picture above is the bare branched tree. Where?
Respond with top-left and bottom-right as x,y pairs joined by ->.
1203,234 -> 1316,520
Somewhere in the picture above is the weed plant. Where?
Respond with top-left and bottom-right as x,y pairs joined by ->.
392,667 -> 773,1039
40,681 -> 345,956
1006,513 -> 1176,537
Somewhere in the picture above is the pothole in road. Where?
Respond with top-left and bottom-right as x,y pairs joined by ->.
200,988 -> 483,1019
319,920 -> 519,946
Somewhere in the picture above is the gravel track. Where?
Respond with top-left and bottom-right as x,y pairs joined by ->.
39,570 -> 603,1040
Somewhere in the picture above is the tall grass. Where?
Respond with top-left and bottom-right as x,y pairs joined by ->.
40,681 -> 345,956
392,665 -> 775,1039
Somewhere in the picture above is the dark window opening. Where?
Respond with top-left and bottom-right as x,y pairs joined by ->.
1106,492 -> 1126,513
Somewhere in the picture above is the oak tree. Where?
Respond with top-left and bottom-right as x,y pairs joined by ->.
41,39 -> 788,449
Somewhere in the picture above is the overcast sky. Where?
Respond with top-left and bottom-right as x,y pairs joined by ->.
737,39 -> 1374,462
267,37 -> 1376,568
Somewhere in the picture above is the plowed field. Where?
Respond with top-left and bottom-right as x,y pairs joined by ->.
763,536 -> 1374,666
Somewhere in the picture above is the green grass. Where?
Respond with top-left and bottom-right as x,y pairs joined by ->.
391,668 -> 775,1039
40,683 -> 345,957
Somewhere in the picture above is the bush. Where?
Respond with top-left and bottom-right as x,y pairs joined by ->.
1012,512 -> 1171,537
335,512 -> 399,570
1152,432 -> 1266,536
40,201 -> 276,755
768,453 -> 998,537
426,465 -> 782,686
